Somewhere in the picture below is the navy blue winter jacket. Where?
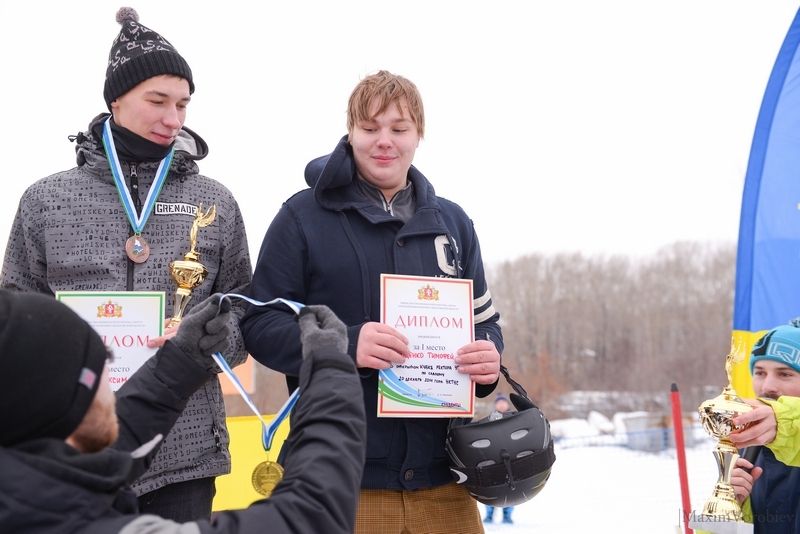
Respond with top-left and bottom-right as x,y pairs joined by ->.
242,135 -> 503,490
750,447 -> 800,533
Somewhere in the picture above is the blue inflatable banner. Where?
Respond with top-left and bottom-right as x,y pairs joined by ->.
733,8 -> 800,396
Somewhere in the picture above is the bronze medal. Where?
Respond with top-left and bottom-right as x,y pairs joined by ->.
125,235 -> 150,263
251,460 -> 284,497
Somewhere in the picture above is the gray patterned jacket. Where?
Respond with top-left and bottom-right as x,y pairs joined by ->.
0,114 -> 252,494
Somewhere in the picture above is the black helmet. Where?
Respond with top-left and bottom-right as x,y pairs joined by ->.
446,366 -> 555,506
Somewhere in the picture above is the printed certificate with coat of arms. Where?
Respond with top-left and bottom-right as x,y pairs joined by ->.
55,291 -> 165,391
378,274 -> 475,417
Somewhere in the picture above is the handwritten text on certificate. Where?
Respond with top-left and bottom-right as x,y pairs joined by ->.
56,291 -> 164,391
378,274 -> 475,417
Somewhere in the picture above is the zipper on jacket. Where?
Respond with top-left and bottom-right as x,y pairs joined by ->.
381,196 -> 394,216
126,230 -> 135,291
126,163 -> 141,291
129,163 -> 143,215
212,424 -> 221,451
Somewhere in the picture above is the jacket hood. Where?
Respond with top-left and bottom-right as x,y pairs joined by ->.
304,135 -> 356,191
10,439 -> 133,492
0,439 -> 133,527
305,135 -> 439,213
75,113 -> 209,177
0,435 -> 164,530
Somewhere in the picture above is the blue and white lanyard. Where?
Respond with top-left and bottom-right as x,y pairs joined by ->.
101,117 -> 174,234
212,293 -> 302,451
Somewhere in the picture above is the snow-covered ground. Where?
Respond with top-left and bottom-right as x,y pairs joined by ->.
480,413 -> 720,533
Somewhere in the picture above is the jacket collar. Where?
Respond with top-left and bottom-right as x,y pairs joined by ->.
305,135 -> 443,226
4,438 -> 135,496
75,113 -> 208,180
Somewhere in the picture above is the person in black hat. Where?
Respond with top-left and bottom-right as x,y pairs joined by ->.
103,7 -> 194,112
0,290 -> 366,534
0,292 -> 114,451
0,6 -> 252,521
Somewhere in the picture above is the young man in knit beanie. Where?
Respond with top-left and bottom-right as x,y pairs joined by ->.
0,291 -> 367,533
0,7 -> 252,521
724,323 -> 800,531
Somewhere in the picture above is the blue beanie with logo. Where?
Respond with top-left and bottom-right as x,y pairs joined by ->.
750,324 -> 800,375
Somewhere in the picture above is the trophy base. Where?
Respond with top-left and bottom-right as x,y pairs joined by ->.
702,482 -> 741,520
688,518 -> 753,534
692,486 -> 752,533
167,288 -> 194,329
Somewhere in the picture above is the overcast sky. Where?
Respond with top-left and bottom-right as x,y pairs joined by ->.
1,1 -> 798,266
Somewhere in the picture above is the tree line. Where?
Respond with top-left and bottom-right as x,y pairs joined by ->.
487,241 -> 736,418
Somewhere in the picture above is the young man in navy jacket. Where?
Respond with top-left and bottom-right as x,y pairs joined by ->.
242,70 -> 503,533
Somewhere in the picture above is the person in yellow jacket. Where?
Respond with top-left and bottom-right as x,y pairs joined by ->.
725,324 -> 800,532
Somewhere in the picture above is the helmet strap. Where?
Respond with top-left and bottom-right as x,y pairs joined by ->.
501,449 -> 517,490
499,364 -> 529,398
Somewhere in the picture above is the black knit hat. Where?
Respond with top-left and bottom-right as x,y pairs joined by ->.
103,6 -> 194,108
0,290 -> 108,447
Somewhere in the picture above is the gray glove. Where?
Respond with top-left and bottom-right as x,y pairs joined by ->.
298,305 -> 348,360
172,293 -> 232,369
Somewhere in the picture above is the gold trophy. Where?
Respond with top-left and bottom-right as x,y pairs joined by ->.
696,337 -> 754,524
167,204 -> 217,328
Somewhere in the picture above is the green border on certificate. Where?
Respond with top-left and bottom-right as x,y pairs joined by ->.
378,274 -> 475,418
56,291 -> 165,391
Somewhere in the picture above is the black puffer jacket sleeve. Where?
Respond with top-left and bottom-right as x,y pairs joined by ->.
113,341 -> 213,481
107,322 -> 365,534
196,342 -> 366,534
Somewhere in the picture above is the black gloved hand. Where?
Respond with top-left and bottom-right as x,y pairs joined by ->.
172,293 -> 232,369
298,305 -> 348,360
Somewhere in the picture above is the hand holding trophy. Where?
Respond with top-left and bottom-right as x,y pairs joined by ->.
692,337 -> 754,531
167,204 -> 217,328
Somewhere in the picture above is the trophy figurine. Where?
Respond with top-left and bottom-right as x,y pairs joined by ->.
167,204 -> 217,328
695,337 -> 754,525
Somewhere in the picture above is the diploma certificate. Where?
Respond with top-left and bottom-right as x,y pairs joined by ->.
56,291 -> 165,391
378,274 -> 475,417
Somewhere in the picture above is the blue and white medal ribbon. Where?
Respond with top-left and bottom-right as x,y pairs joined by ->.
212,293 -> 303,451
101,117 -> 174,263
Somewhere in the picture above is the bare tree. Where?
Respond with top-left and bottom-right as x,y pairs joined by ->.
489,241 -> 735,416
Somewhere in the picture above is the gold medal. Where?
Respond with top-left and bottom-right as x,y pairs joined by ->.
125,235 -> 150,263
251,460 -> 284,497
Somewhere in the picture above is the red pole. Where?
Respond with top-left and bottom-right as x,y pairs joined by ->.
670,383 -> 693,534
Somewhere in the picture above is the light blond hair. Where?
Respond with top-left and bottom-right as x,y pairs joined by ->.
347,70 -> 425,138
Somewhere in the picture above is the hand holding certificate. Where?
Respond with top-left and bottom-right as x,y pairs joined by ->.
378,274 -> 476,418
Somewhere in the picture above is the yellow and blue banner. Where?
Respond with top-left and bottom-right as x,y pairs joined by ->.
733,8 -> 800,397
212,413 -> 291,511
